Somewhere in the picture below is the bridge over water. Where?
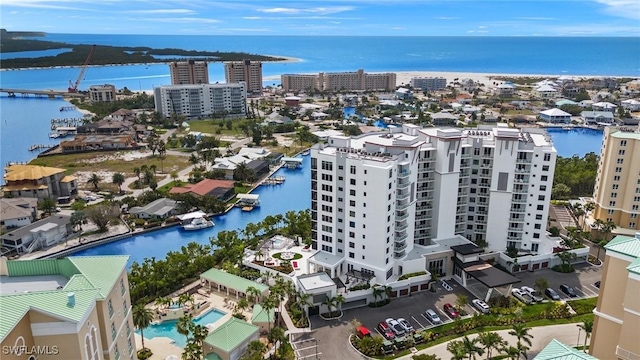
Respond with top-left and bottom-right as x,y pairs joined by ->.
0,88 -> 86,98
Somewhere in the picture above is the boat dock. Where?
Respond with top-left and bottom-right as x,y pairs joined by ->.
236,194 -> 261,211
59,106 -> 76,111
50,118 -> 86,130
282,157 -> 303,169
262,175 -> 285,185
29,144 -> 54,151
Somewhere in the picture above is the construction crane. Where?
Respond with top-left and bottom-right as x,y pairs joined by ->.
68,45 -> 96,93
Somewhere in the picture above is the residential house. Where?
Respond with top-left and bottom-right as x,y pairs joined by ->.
169,179 -> 236,201
1,214 -> 72,255
592,102 -> 617,113
496,83 -> 515,97
534,84 -> 558,98
0,198 -> 38,230
284,96 -> 301,107
0,255 -> 136,360
581,111 -> 615,125
2,164 -> 77,200
396,87 -> 413,100
203,317 -> 260,360
555,99 -> 577,107
108,109 -> 137,122
262,112 -> 293,126
246,160 -> 270,180
539,108 -> 571,123
129,198 -> 177,220
60,134 -> 137,153
621,99 -> 640,111
430,112 -> 459,126
579,100 -> 594,108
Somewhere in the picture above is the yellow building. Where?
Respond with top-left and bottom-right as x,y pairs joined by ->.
169,60 -> 209,85
0,255 -> 135,360
590,233 -> 640,359
592,127 -> 640,232
2,164 -> 77,200
224,60 -> 263,94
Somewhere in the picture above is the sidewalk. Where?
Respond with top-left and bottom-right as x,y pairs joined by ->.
400,323 -> 586,359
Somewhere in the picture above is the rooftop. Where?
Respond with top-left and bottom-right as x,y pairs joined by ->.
250,304 -> 274,324
0,215 -> 71,242
204,317 -> 259,352
200,268 -> 268,294
297,272 -> 335,292
534,339 -> 598,360
169,179 -> 234,197
4,164 -> 66,181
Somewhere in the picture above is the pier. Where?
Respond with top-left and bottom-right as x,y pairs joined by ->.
29,144 -> 55,151
50,118 -> 86,130
0,88 -> 86,99
262,175 -> 286,185
59,106 -> 76,111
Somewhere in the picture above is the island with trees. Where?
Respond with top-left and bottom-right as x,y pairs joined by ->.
1,29 -> 287,69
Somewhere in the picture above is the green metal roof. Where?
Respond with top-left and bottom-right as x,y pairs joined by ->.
0,288 -> 99,341
0,255 -> 129,342
605,235 -> 640,259
610,130 -> 640,140
251,304 -> 274,324
627,257 -> 640,276
534,339 -> 597,360
68,256 -> 129,298
204,317 -> 259,352
204,353 -> 223,360
200,268 -> 268,294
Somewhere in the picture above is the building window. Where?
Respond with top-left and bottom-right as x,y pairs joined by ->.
617,158 -> 624,164
350,165 -> 356,174
123,299 -> 128,313
349,211 -> 355,217
541,175 -> 548,181
612,184 -> 619,190
614,175 -> 620,181
607,209 -> 614,214
350,189 -> 356,196
349,242 -> 354,248
321,245 -> 332,252
349,252 -> 354,258
115,345 -> 120,360
108,300 -> 114,318
534,224 -> 541,229
615,167 -> 622,173
538,195 -> 545,201
111,322 -> 117,340
120,278 -> 126,296
543,153 -> 551,161
531,243 -> 539,252
321,161 -> 333,171
533,233 -> 540,239
537,205 -> 544,210
630,222 -> 636,228
542,165 -> 549,171
611,193 -> 617,198
126,322 -> 131,336
631,214 -> 638,219
609,201 -> 616,207
620,140 -> 627,146
536,214 -> 543,220
618,149 -> 625,155
349,231 -> 355,238
350,178 -> 356,185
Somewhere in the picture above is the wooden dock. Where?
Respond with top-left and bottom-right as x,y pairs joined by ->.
29,144 -> 54,151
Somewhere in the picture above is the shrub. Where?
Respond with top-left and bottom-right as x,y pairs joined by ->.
143,221 -> 162,229
137,348 -> 152,360
348,283 -> 371,291
133,218 -> 146,227
551,264 -> 575,273
398,271 -> 427,281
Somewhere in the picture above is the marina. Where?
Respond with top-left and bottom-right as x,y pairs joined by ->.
282,157 -> 303,169
262,175 -> 286,185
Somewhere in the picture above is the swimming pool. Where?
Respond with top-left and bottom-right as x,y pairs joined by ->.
139,308 -> 226,348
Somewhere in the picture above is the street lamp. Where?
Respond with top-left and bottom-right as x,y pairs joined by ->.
577,327 -> 582,349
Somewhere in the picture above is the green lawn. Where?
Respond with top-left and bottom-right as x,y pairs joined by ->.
183,119 -> 251,136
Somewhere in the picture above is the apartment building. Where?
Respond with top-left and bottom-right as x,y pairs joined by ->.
590,233 -> 640,360
309,124 -> 556,283
169,60 -> 209,85
592,127 -> 640,232
410,77 -> 447,91
224,60 -> 263,93
0,255 -> 135,360
89,84 -> 116,102
154,83 -> 246,119
281,69 -> 396,92
2,164 -> 77,200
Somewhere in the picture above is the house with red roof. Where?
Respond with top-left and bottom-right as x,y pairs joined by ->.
169,179 -> 236,201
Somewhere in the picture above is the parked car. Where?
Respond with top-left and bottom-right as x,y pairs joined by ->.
471,299 -> 490,313
424,309 -> 442,324
356,326 -> 371,339
385,318 -> 406,336
55,207 -> 62,212
560,284 -> 578,297
594,281 -> 601,289
443,303 -> 459,318
545,288 -> 561,300
521,286 -> 544,302
377,321 -> 395,340
397,318 -> 414,333
512,288 -> 534,304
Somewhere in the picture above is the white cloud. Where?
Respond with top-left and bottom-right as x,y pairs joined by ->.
243,16 -> 262,20
257,6 -> 355,15
129,9 -> 196,15
391,27 -> 405,30
478,26 -> 487,29
435,16 -> 460,20
595,0 -> 640,20
1,0 -> 89,10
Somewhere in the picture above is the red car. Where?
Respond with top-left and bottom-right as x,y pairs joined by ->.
443,303 -> 459,318
377,321 -> 395,340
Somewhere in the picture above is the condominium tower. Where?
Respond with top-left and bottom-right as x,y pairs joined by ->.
410,77 -> 447,91
169,60 -> 209,85
590,233 -> 640,359
309,124 -> 556,283
224,60 -> 263,93
281,69 -> 396,92
0,255 -> 135,360
154,83 -> 247,119
592,126 -> 640,231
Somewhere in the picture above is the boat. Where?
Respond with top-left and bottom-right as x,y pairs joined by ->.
182,217 -> 214,231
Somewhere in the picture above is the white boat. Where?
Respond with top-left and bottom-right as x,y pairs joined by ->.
182,217 -> 214,231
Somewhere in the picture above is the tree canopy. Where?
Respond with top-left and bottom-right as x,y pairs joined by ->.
553,152 -> 599,197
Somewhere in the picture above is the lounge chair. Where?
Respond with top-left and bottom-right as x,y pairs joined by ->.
292,261 -> 299,270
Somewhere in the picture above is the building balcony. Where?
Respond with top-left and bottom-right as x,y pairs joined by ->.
479,172 -> 492,179
396,212 -> 410,221
460,161 -> 470,168
415,223 -> 431,230
508,227 -> 523,232
397,191 -> 410,201
460,172 -> 470,178
478,183 -> 491,188
510,217 -> 525,223
516,158 -> 532,164
513,187 -> 528,194
398,169 -> 411,178
397,181 -> 411,190
476,219 -> 487,224
415,212 -> 432,220
395,231 -> 408,241
512,198 -> 527,204
418,166 -> 434,173
461,153 -> 471,159
418,185 -> 435,191
396,222 -> 409,231
394,250 -> 406,259
397,201 -> 411,211
507,235 -> 522,241
510,208 -> 526,213
394,241 -> 408,252
420,157 -> 436,163
476,210 -> 488,215
457,199 -> 467,206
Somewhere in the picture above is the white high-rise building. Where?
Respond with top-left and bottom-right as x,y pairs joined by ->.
154,83 -> 246,119
309,124 -> 556,283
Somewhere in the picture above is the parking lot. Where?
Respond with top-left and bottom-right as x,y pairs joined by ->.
307,262 -> 602,359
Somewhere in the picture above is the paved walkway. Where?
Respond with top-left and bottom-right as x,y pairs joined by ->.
400,323 -> 587,360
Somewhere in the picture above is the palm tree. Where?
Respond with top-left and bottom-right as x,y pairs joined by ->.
478,331 -> 505,359
234,298 -> 250,315
334,294 -> 346,314
170,171 -> 179,184
601,220 -> 617,241
244,340 -> 266,360
245,286 -> 262,304
261,296 -> 277,331
447,340 -> 467,360
502,345 -> 521,360
577,319 -> 593,352
112,172 -> 125,194
132,304 -> 154,350
461,335 -> 484,360
322,296 -> 337,316
509,323 -> 533,359
133,167 -> 141,182
38,197 -> 57,217
176,313 -> 193,337
69,210 -> 87,246
87,173 -> 101,191
372,285 -> 385,307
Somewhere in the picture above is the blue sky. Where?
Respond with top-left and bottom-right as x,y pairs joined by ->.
1,0 -> 639,36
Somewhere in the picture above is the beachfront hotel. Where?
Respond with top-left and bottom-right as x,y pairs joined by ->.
224,60 -> 263,94
309,124 -> 556,283
88,84 -> 116,102
153,83 -> 247,119
0,255 -> 135,360
410,77 -> 447,91
281,69 -> 396,92
591,126 -> 640,232
589,233 -> 640,360
169,60 -> 209,85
